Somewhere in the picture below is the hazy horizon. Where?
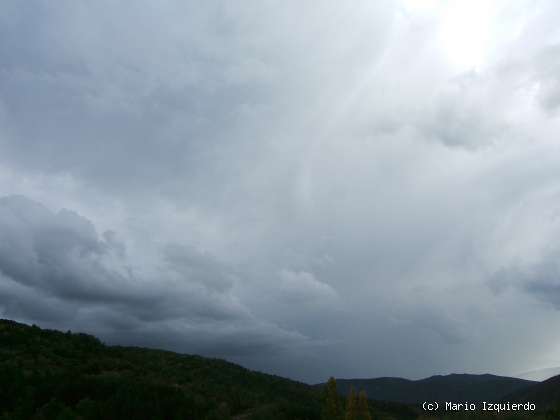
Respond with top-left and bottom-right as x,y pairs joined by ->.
2,0 -> 560,384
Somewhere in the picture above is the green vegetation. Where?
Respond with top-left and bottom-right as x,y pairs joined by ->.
0,319 -> 320,420
324,378 -> 556,420
0,320 -> 412,420
322,377 -> 342,420
0,319 -> 557,419
329,375 -> 536,405
357,391 -> 372,420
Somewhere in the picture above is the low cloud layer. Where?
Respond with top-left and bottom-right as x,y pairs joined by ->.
2,0 -> 560,383
0,195 -> 314,359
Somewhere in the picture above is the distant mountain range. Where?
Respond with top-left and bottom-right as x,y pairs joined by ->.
4,317 -> 560,418
516,366 -> 560,382
507,374 -> 560,409
318,373 -> 537,404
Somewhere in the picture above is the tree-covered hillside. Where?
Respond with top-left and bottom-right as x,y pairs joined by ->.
0,319 -> 322,420
1,318 -> 557,420
0,319 -> 421,420
326,374 -> 535,404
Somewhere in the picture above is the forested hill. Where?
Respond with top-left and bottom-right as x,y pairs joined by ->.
0,319 -> 418,420
320,373 -> 536,404
4,318 -> 552,420
0,319 -> 321,419
505,373 -> 560,409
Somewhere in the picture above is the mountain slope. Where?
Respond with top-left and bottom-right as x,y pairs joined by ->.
0,319 -> 321,420
515,366 -> 560,382
0,319 -> 419,420
506,374 -> 560,409
324,373 -> 536,404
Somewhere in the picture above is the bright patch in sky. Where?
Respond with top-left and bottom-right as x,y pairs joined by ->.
439,1 -> 493,70
403,0 -> 496,71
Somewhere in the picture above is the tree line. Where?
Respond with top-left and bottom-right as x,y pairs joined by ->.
322,377 -> 372,420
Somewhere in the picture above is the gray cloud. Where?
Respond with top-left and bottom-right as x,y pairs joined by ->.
533,45 -> 560,112
0,195 -> 313,359
491,247 -> 560,310
2,0 -> 560,383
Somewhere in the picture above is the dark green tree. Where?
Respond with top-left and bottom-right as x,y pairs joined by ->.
356,390 -> 371,420
344,387 -> 357,420
322,377 -> 342,420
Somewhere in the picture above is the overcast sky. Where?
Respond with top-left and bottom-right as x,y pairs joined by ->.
2,0 -> 560,384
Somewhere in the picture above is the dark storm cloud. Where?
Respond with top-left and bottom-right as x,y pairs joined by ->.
491,248 -> 560,310
0,195 -> 311,357
0,0 -> 392,199
2,0 -> 560,383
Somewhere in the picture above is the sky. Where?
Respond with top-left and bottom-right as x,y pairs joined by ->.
1,0 -> 560,384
